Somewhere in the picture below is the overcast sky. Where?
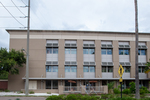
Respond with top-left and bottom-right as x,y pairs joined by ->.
0,0 -> 150,49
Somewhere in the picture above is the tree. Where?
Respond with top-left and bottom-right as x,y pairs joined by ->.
144,61 -> 150,73
0,48 -> 26,77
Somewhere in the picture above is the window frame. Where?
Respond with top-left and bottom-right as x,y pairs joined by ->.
83,66 -> 95,72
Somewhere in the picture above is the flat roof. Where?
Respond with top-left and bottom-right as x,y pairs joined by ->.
6,29 -> 150,35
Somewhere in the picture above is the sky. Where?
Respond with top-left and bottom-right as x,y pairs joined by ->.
0,0 -> 150,49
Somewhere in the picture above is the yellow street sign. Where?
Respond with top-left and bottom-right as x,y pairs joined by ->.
118,64 -> 124,77
119,78 -> 123,82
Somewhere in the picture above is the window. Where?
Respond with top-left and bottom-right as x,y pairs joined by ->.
65,48 -> 77,54
123,66 -> 130,73
101,49 -> 112,55
83,49 -> 95,54
119,49 -> 129,55
47,48 -> 58,54
139,67 -> 145,73
65,66 -> 77,72
83,66 -> 95,72
46,80 -> 58,89
138,50 -> 146,55
46,66 -> 58,72
102,66 -> 113,72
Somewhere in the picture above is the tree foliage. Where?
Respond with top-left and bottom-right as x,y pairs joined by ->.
144,60 -> 150,73
0,48 -> 26,76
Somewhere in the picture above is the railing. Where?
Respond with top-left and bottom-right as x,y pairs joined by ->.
64,86 -> 81,93
85,86 -> 104,93
63,86 -> 105,94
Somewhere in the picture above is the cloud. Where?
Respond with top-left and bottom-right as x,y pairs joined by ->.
0,0 -> 150,48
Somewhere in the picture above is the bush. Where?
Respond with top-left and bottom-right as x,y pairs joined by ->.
46,95 -> 64,100
113,88 -> 120,94
122,89 -> 131,94
47,92 -> 51,94
129,82 -> 135,93
140,86 -> 149,93
101,94 -> 109,99
4,90 -> 10,92
29,91 -> 34,94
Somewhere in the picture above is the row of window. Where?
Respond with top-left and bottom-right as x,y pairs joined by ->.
46,66 -> 146,73
46,48 -> 146,55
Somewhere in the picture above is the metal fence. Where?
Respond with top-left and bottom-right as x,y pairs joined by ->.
85,86 -> 104,93
64,86 -> 81,93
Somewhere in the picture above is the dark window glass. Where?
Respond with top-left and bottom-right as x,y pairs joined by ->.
46,80 -> 51,89
53,80 -> 58,89
119,49 -> 124,55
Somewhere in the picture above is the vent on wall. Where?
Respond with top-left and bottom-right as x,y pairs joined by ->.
46,61 -> 58,65
102,62 -> 113,66
65,44 -> 77,47
119,45 -> 130,48
83,62 -> 95,65
119,62 -> 131,66
138,62 -> 147,66
83,44 -> 95,47
138,45 -> 147,49
101,44 -> 113,48
46,43 -> 58,47
65,61 -> 77,65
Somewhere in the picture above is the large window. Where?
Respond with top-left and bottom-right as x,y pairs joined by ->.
46,80 -> 58,89
47,48 -> 58,54
139,67 -> 145,73
46,66 -> 58,72
65,66 -> 77,72
123,66 -> 130,73
83,66 -> 95,72
83,49 -> 95,54
138,50 -> 146,55
101,49 -> 112,55
65,48 -> 77,54
119,49 -> 129,55
102,66 -> 113,72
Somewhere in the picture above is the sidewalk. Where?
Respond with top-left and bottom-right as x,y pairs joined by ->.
0,92 -> 59,96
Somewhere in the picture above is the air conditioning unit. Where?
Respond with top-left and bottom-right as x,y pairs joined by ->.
90,62 -> 95,65
65,62 -> 70,65
71,62 -> 77,65
84,62 -> 89,65
65,44 -> 70,47
71,44 -> 77,47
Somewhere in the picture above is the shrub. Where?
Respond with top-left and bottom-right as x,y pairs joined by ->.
129,82 -> 135,93
4,89 -> 10,92
140,86 -> 149,93
29,91 -> 34,94
107,81 -> 115,93
46,95 -> 64,100
113,88 -> 120,94
66,94 -> 77,100
122,89 -> 131,94
47,92 -> 51,94
101,94 -> 109,99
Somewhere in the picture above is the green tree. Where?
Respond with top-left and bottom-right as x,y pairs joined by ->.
0,48 -> 26,77
107,81 -> 115,93
144,60 -> 150,73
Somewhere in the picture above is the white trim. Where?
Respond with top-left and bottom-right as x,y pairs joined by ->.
10,34 -> 150,41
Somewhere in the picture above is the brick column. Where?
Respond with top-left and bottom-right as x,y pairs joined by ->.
95,40 -> 101,78
113,40 -> 119,78
58,39 -> 65,78
77,40 -> 83,78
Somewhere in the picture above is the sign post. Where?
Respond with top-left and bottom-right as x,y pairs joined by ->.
118,64 -> 124,99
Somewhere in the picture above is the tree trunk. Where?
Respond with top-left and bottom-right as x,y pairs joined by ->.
134,0 -> 140,99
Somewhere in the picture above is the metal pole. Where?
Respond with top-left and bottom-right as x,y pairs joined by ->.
121,82 -> 122,99
25,0 -> 30,96
134,0 -> 140,99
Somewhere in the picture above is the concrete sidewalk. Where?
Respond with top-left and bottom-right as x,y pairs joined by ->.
0,92 -> 59,96
0,97 -> 46,100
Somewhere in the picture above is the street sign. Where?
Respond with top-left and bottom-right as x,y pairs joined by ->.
119,78 -> 123,82
118,64 -> 124,77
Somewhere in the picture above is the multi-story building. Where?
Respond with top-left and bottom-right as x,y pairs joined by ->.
7,30 -> 150,93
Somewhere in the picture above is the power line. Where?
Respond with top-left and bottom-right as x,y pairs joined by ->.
0,6 -> 27,8
0,27 -> 26,28
21,0 -> 27,6
0,16 -> 27,18
0,2 -> 25,27
11,0 -> 27,16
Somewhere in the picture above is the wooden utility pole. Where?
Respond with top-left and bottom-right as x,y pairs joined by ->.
134,0 -> 140,99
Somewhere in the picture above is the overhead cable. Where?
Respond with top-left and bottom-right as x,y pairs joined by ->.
11,0 -> 27,16
0,2 -> 25,27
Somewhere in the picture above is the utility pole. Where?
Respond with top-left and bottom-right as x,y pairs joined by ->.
134,0 -> 140,99
25,0 -> 30,96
